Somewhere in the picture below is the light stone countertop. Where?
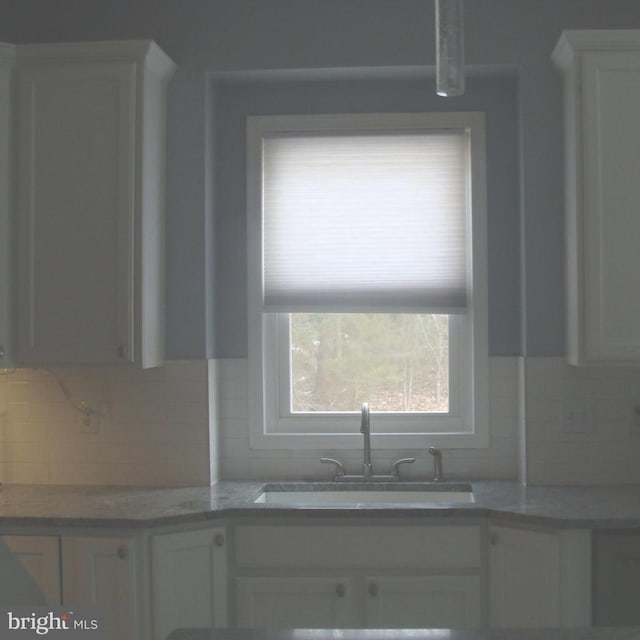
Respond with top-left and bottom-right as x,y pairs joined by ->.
165,627 -> 640,640
1,481 -> 640,529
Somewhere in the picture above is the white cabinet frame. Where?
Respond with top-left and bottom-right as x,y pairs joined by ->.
152,527 -> 228,639
488,524 -> 591,628
0,535 -> 61,605
554,30 -> 640,365
15,40 -> 175,368
233,520 -> 485,629
61,535 -> 142,640
0,44 -> 15,366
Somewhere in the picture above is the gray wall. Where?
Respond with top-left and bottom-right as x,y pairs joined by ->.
213,73 -> 520,356
2,0 -> 640,358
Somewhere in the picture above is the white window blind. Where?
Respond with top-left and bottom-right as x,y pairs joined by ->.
262,131 -> 470,313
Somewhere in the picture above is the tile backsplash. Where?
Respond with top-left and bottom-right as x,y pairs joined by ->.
216,356 -> 520,482
0,361 -> 212,486
523,357 -> 640,485
3,355 -> 640,486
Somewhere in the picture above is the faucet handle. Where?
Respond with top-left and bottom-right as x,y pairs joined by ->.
390,457 -> 415,479
320,458 -> 345,480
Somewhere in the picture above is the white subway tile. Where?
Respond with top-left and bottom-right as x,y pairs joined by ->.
8,401 -> 76,424
48,463 -> 131,486
164,360 -> 208,381
0,462 -> 49,484
166,401 -> 209,424
218,418 -> 249,438
490,395 -> 519,419
46,441 -> 89,464
1,421 -> 48,443
163,379 -> 209,403
0,441 -> 48,463
167,443 -> 210,467
489,417 -> 518,438
218,396 -> 249,420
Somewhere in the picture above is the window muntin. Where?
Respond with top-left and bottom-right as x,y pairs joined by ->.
247,113 -> 488,450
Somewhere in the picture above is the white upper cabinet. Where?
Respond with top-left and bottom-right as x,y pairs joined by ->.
0,44 -> 15,367
15,41 -> 175,367
553,31 -> 640,365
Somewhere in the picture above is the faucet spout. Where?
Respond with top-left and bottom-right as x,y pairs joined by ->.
318,403 -> 412,481
361,402 -> 373,477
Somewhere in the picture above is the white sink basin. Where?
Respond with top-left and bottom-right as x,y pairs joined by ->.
254,483 -> 474,506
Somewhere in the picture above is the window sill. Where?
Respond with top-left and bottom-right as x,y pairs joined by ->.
248,429 -> 490,451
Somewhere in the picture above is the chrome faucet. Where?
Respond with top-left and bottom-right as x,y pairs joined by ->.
361,402 -> 373,477
319,402 -> 416,481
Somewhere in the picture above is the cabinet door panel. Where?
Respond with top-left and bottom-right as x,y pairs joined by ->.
236,525 -> 481,570
236,577 -> 354,628
594,532 -> 640,625
62,536 -> 138,640
152,528 -> 227,639
489,526 -> 560,628
17,62 -> 135,364
364,575 -> 482,629
582,51 -> 640,361
0,535 -> 61,605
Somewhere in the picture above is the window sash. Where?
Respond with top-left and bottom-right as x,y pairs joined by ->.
247,112 -> 489,450
264,313 -> 465,435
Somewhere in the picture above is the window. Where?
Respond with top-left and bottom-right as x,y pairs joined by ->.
247,113 -> 488,450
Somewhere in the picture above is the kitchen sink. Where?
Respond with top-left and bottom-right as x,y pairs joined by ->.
254,482 -> 475,506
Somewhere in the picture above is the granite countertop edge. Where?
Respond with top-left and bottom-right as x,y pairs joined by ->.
166,627 -> 640,640
1,480 -> 640,530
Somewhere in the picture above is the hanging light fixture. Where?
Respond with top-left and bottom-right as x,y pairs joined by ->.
435,0 -> 465,97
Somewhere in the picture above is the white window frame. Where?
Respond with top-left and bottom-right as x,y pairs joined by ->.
247,112 -> 489,450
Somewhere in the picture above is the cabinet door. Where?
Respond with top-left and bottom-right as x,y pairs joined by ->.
364,575 -> 482,629
489,526 -> 560,628
61,536 -> 139,640
594,532 -> 640,625
152,528 -> 227,640
579,51 -> 640,363
0,44 -> 13,366
235,577 -> 354,628
0,535 -> 61,605
17,59 -> 136,365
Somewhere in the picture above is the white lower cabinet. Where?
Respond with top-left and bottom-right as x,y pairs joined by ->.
1,520 -> 597,635
0,535 -> 61,605
236,574 -> 482,629
364,575 -> 482,628
593,531 -> 640,626
0,534 -> 141,638
234,522 -> 484,629
488,525 -> 591,628
236,577 -> 354,628
236,575 -> 482,629
151,527 -> 228,640
61,536 -> 142,640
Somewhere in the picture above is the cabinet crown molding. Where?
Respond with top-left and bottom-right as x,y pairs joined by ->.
553,29 -> 640,68
16,39 -> 175,77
